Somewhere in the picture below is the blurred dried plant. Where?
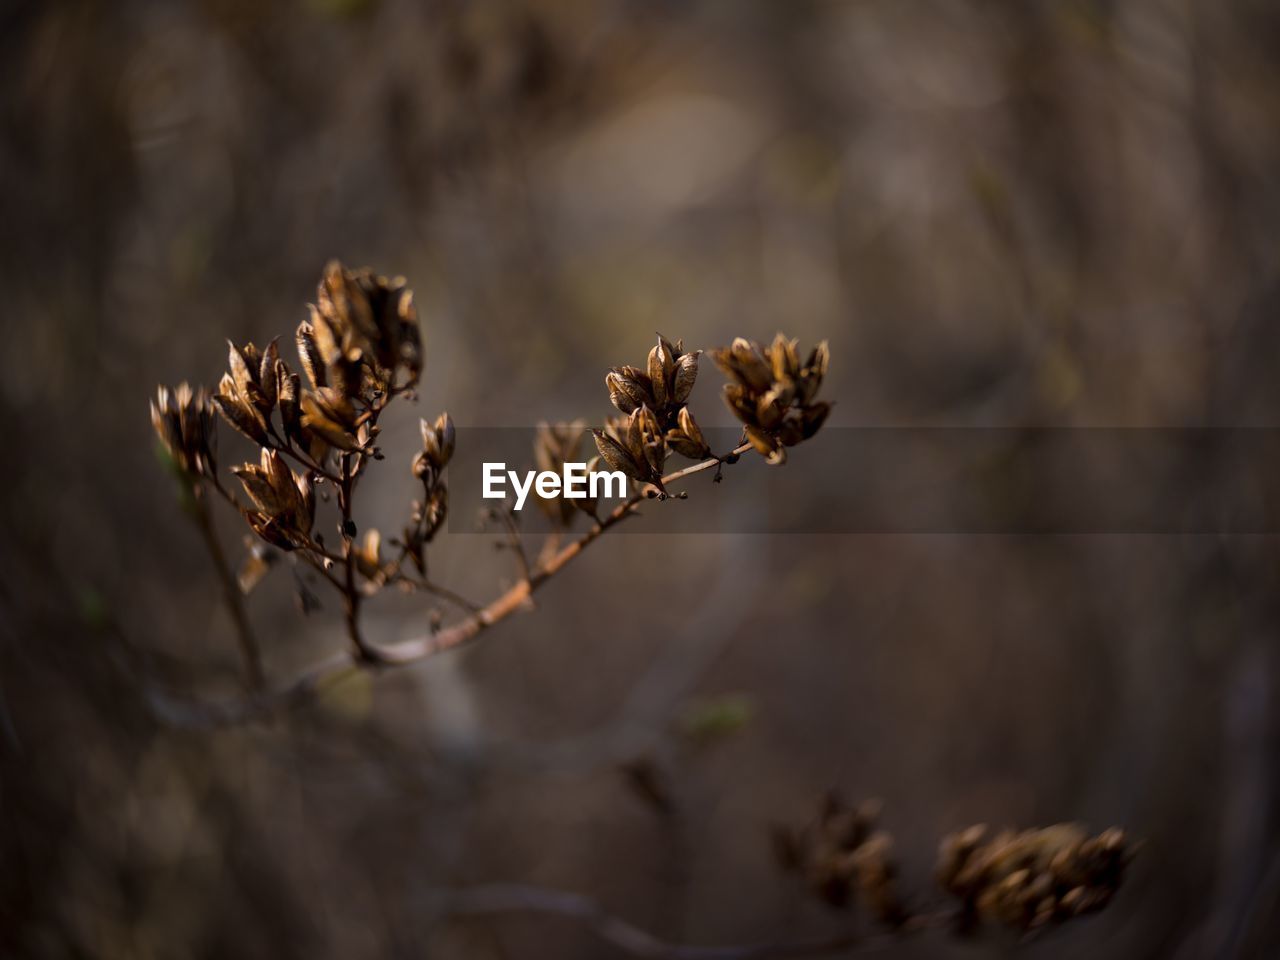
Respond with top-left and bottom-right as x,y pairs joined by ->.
149,262 -> 829,720
937,822 -> 1132,934
771,792 -> 1134,945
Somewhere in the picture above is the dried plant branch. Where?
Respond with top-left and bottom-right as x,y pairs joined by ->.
147,265 -> 835,729
144,262 -> 1135,943
149,443 -> 753,728
336,451 -> 372,661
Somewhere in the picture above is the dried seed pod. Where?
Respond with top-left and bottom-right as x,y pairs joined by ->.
296,317 -> 327,391
605,336 -> 702,432
592,428 -> 647,483
774,792 -> 902,921
259,338 -> 280,410
310,261 -> 423,392
671,350 -> 699,405
710,334 -> 831,463
592,411 -> 664,491
937,823 -> 1133,933
277,363 -> 303,444
605,366 -> 654,415
420,412 -> 456,471
227,340 -> 270,415
666,406 -> 711,460
648,338 -> 672,408
300,388 -> 360,450
355,528 -> 382,579
213,364 -> 270,446
151,383 -> 217,477
232,449 -> 315,550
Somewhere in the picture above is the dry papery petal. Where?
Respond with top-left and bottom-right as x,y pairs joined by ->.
592,429 -> 643,482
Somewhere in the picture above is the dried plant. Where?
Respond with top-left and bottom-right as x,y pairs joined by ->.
937,822 -> 1132,933
149,263 -> 1130,953
711,334 -> 830,464
771,792 -> 1134,944
150,261 -> 828,718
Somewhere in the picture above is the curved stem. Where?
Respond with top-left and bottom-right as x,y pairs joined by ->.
337,451 -> 374,662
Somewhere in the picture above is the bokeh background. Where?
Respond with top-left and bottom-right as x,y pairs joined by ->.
3,1 -> 1280,956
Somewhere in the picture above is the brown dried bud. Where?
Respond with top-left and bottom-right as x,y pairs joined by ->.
232,449 -> 315,550
605,335 -> 701,430
213,342 -> 273,446
354,528 -> 382,579
937,823 -> 1133,933
300,388 -> 360,451
151,383 -> 217,477
312,261 -> 423,391
775,792 -> 902,922
592,408 -> 665,492
665,406 -> 711,460
277,363 -> 303,445
227,340 -> 270,415
711,334 -> 830,463
605,366 -> 654,415
420,412 -> 456,472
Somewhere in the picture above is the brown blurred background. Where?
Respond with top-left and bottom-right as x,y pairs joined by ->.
3,0 -> 1280,956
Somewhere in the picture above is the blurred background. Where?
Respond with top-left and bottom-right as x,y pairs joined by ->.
3,0 -> 1279,956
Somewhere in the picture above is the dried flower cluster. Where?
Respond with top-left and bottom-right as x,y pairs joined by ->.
937,822 -> 1131,933
773,793 -> 1132,939
151,383 -> 217,479
149,262 -> 1134,954
771,793 -> 905,925
231,449 -> 316,550
401,413 -> 456,574
151,262 -> 831,694
593,334 -> 712,493
711,334 -> 830,464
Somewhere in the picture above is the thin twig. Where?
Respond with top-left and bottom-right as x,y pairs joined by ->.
189,488 -> 264,691
389,576 -> 484,614
496,506 -> 532,583
337,451 -> 374,662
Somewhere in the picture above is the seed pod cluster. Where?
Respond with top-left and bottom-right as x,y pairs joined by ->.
602,334 -> 712,467
534,421 -> 599,525
404,413 -> 454,573
151,383 -> 217,478
592,406 -> 668,494
772,793 -> 906,926
313,260 -> 422,387
231,449 -> 316,551
213,261 -> 422,461
710,334 -> 830,464
937,823 -> 1132,934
